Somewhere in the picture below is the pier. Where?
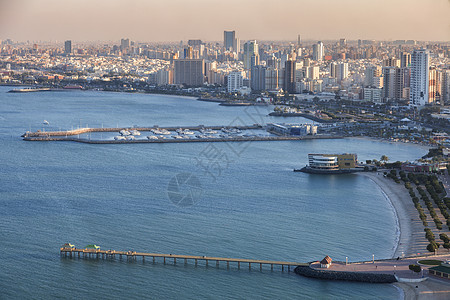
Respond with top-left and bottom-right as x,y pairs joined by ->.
22,124 -> 342,144
60,247 -> 307,272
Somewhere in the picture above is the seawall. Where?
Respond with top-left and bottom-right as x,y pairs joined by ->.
294,265 -> 397,283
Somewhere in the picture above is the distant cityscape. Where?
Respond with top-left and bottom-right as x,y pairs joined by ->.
1,33 -> 449,147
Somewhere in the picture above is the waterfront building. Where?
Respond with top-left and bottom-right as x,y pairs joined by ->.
267,123 -> 317,136
227,71 -> 243,92
320,256 -> 333,268
410,49 -> 430,106
173,59 -> 205,86
284,60 -> 296,94
64,40 -> 72,54
265,68 -> 279,90
251,65 -> 266,91
308,153 -> 357,171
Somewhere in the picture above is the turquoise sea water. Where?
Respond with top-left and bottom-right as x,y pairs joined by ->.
0,87 -> 427,299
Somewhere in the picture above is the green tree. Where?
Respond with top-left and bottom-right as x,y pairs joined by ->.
408,264 -> 421,273
427,242 -> 439,254
380,155 -> 389,164
444,242 -> 450,252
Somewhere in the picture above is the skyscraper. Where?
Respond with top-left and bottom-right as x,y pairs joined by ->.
400,52 -> 411,68
410,49 -> 430,106
336,62 -> 348,83
224,31 -> 239,53
442,69 -> 450,105
64,40 -> 72,54
297,35 -> 301,47
251,65 -> 266,91
312,41 -> 324,61
243,40 -> 258,69
284,60 -> 296,94
120,38 -> 130,50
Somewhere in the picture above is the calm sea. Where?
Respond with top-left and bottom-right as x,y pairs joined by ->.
0,87 -> 427,299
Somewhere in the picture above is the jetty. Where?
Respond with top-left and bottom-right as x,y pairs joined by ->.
60,247 -> 308,272
22,125 -> 342,144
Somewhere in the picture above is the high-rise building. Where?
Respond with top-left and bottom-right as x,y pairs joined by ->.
120,38 -> 130,50
224,31 -> 239,53
382,67 -> 403,101
227,71 -> 243,92
442,69 -> 450,105
184,46 -> 193,59
251,65 -> 266,91
224,31 -> 235,50
330,62 -> 337,78
312,41 -> 324,61
284,60 -> 296,93
64,40 -> 72,54
428,67 -> 440,104
188,40 -> 202,47
339,38 -> 347,47
243,40 -> 258,69
265,68 -> 279,90
400,52 -> 411,68
297,35 -> 301,47
384,58 -> 401,68
410,49 -> 430,106
365,65 -> 382,87
336,63 -> 349,83
173,59 -> 205,86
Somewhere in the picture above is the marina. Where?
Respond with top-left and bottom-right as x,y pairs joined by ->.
22,124 -> 341,143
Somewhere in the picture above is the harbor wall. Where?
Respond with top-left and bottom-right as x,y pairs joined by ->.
294,265 -> 397,283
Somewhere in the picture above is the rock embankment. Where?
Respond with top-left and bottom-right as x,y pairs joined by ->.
294,265 -> 397,283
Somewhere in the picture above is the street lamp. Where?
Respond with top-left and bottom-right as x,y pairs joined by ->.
394,265 -> 396,275
372,254 -> 374,263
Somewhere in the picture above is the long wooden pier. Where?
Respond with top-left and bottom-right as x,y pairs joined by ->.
60,247 -> 308,272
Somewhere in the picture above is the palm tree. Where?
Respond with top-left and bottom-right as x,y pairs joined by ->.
380,155 -> 389,164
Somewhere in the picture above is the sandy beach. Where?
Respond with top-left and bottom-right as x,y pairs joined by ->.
360,172 -> 428,258
359,172 -> 450,299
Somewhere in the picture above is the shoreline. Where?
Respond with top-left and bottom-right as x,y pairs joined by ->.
358,172 -> 450,299
359,172 -> 421,258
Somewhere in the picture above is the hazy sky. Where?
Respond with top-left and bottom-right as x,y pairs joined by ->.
0,0 -> 449,42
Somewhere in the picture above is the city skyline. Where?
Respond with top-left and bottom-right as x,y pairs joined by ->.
0,0 -> 449,42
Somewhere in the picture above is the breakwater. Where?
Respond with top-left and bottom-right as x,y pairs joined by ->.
294,265 -> 397,283
22,125 -> 262,138
24,135 -> 340,144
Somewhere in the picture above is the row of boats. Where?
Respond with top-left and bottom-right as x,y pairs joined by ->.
113,127 -> 247,141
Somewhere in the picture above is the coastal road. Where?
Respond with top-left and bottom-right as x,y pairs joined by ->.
439,170 -> 450,196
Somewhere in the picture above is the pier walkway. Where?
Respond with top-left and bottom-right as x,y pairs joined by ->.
60,247 -> 308,271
